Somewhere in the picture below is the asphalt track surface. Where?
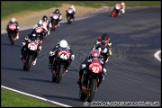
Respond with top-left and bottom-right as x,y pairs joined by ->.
1,7 -> 161,107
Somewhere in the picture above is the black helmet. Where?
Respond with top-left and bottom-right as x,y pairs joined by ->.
55,9 -> 59,14
42,15 -> 48,21
30,33 -> 37,41
102,33 -> 109,40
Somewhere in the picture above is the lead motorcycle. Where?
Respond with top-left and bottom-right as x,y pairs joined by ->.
79,59 -> 103,102
110,4 -> 121,17
23,40 -> 40,71
51,48 -> 71,83
7,23 -> 18,45
50,13 -> 59,31
66,9 -> 74,24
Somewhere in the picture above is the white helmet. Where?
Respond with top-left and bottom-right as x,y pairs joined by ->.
121,2 -> 125,6
11,17 -> 16,23
60,40 -> 68,48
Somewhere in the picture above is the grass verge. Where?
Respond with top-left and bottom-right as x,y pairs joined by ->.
1,88 -> 58,107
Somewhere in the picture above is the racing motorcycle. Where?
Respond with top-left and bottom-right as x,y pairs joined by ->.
110,5 -> 121,17
7,23 -> 18,45
50,13 -> 59,31
23,40 -> 39,71
79,60 -> 103,102
66,9 -> 74,24
51,48 -> 71,83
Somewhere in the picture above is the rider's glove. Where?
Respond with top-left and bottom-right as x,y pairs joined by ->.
105,58 -> 109,63
49,51 -> 55,56
103,68 -> 107,75
81,64 -> 86,69
71,54 -> 75,61
22,42 -> 26,46
108,42 -> 112,47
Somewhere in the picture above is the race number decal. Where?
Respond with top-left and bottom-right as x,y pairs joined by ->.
35,27 -> 43,33
9,24 -> 16,30
89,62 -> 102,73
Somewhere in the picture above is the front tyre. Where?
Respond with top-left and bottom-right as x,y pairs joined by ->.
24,54 -> 33,71
52,75 -> 56,82
87,79 -> 97,102
9,33 -> 15,45
56,64 -> 64,83
79,89 -> 87,101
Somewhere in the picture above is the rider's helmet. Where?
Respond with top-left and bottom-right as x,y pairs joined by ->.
121,2 -> 125,6
11,17 -> 16,23
30,33 -> 37,41
60,39 -> 68,48
102,33 -> 110,44
55,9 -> 60,14
91,49 -> 100,60
42,15 -> 48,22
69,4 -> 73,8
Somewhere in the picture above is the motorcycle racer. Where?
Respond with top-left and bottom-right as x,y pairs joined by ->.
32,21 -> 48,39
93,33 -> 112,48
39,15 -> 52,35
33,18 -> 48,37
48,39 -> 75,74
112,3 -> 122,16
120,2 -> 126,14
66,4 -> 76,20
6,17 -> 20,39
50,9 -> 62,26
77,49 -> 107,89
20,33 -> 42,65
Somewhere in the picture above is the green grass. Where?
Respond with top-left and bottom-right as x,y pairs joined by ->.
1,1 -> 62,18
1,1 -> 161,19
1,88 -> 58,107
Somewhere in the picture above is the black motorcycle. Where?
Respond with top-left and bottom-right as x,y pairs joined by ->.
79,60 -> 103,102
51,48 -> 71,83
66,9 -> 74,24
7,24 -> 18,45
23,40 -> 39,71
50,13 -> 59,31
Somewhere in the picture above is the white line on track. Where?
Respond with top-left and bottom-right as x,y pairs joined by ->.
1,85 -> 71,107
154,50 -> 161,62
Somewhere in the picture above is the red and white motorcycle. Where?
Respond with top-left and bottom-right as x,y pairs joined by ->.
111,4 -> 121,17
66,9 -> 74,24
79,59 -> 103,102
23,40 -> 40,71
51,13 -> 59,31
7,24 -> 18,45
